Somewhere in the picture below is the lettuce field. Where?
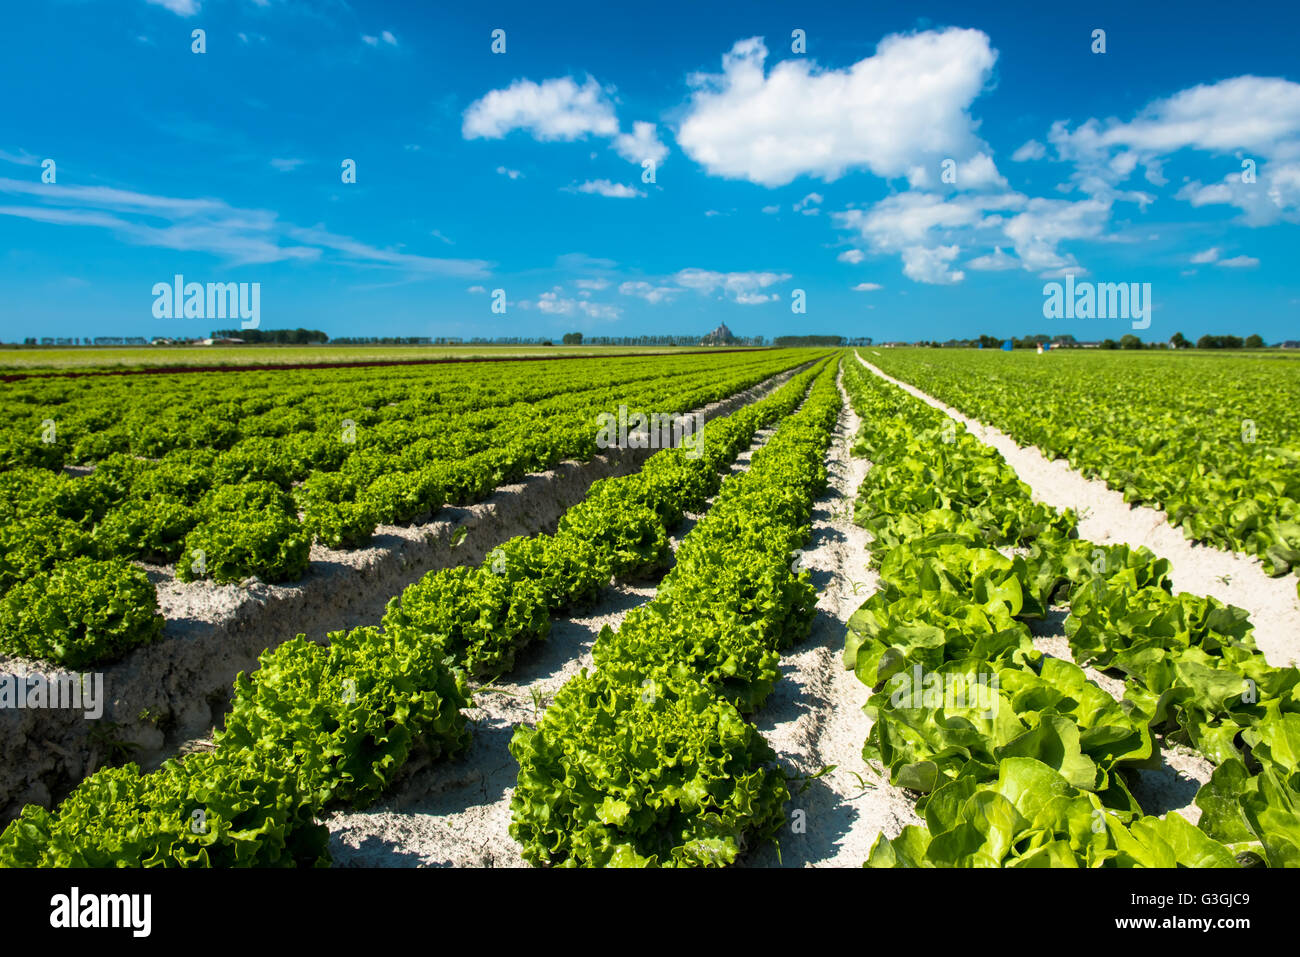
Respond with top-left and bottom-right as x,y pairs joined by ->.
1,348 -> 1297,870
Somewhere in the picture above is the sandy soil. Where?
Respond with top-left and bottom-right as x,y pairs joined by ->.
326,421 -> 777,866
858,355 -> 1300,670
742,374 -> 920,866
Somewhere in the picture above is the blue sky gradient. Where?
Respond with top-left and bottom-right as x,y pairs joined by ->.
2,0 -> 1298,343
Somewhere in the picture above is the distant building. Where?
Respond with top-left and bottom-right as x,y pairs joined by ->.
701,322 -> 736,346
1280,341 -> 1300,349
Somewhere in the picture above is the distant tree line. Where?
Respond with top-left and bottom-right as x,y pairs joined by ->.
211,327 -> 329,344
912,331 -> 1275,350
330,336 -> 435,345
773,335 -> 845,346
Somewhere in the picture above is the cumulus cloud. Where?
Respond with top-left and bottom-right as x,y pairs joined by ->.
1046,75 -> 1300,222
832,188 -> 1110,283
1175,162 -> 1300,226
1218,254 -> 1260,268
613,121 -> 668,165
901,245 -> 964,284
852,282 -> 883,291
673,268 -> 789,303
676,29 -> 998,187
496,166 -> 523,179
464,76 -> 618,141
566,180 -> 644,198
1011,140 -> 1047,162
1190,247 -> 1220,264
463,76 -> 665,168
965,246 -> 1019,271
529,289 -> 622,319
794,193 -> 823,214
1001,197 -> 1111,272
619,280 -> 679,304
837,249 -> 865,264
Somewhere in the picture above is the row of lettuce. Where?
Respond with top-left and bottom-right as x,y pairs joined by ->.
862,348 -> 1300,586
508,360 -> 842,866
0,352 -> 812,669
0,359 -> 827,866
840,354 -> 1299,867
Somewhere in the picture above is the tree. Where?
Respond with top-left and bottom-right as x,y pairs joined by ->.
1170,332 -> 1190,349
1246,334 -> 1265,348
1120,334 -> 1142,349
562,332 -> 583,345
1100,339 -> 1119,350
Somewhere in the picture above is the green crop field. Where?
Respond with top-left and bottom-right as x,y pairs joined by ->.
2,347 -> 1297,874
0,343 -> 733,373
864,348 -> 1300,580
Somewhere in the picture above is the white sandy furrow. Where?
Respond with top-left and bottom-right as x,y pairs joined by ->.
857,354 -> 1300,669
743,373 -> 920,867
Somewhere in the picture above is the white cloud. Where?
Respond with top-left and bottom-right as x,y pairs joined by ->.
835,191 -> 1022,251
270,158 -> 304,172
833,185 -> 1117,282
852,282 -> 883,291
575,278 -> 611,290
463,76 -> 618,141
146,0 -> 199,16
1096,76 -> 1300,155
362,35 -> 378,47
761,204 -> 780,214
464,76 -> 663,169
1001,197 -> 1110,272
0,149 -> 41,167
1011,139 -> 1046,162
676,29 -> 998,187
1190,247 -> 1220,264
381,31 -> 397,46
837,249 -> 865,264
533,290 -> 622,319
0,177 -> 492,276
496,166 -> 523,179
1046,76 -> 1300,223
1218,255 -> 1260,268
966,246 -> 1019,270
673,267 -> 789,303
613,121 -> 668,165
568,180 -> 644,198
467,285 -> 487,294
906,152 -> 1006,190
793,192 -> 824,213
619,280 -> 678,304
901,245 -> 964,284
1176,161 -> 1300,225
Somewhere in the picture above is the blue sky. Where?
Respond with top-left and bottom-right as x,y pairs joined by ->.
2,0 -> 1298,343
